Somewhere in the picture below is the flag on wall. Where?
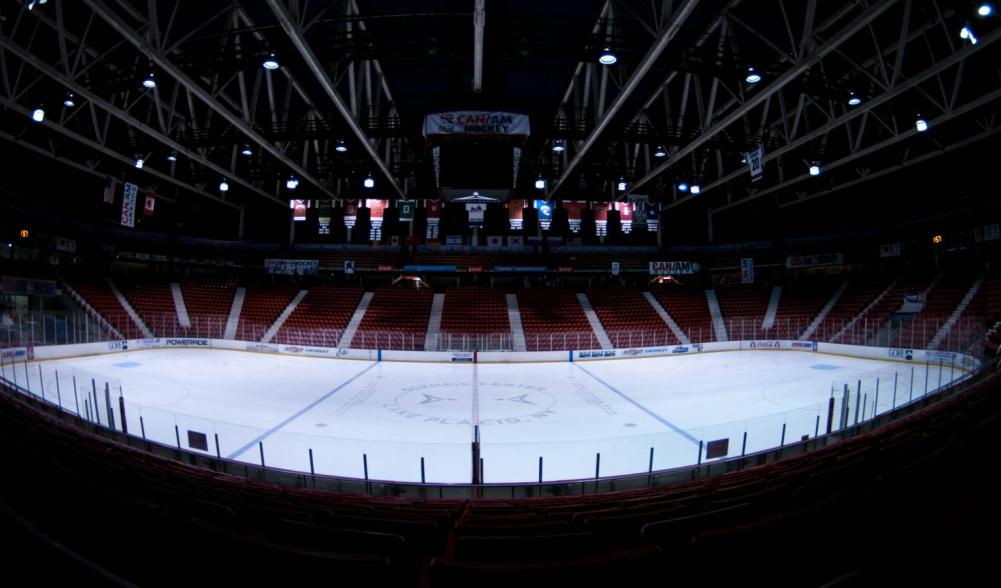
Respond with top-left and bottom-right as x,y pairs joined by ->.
562,201 -> 587,233
613,202 -> 634,234
144,191 -> 156,217
103,176 -> 119,204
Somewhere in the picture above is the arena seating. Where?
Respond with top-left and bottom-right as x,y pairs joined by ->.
587,289 -> 679,347
180,282 -> 236,339
350,288 -> 434,350
235,285 -> 300,341
438,288 -> 510,349
651,287 -> 716,343
274,286 -> 364,346
714,285 -> 772,340
832,275 -> 933,345
65,279 -> 140,338
119,281 -> 179,336
811,279 -> 890,343
2,360 -> 997,585
517,289 -> 597,350
985,277 -> 1001,356
767,283 -> 840,340
892,274 -> 974,349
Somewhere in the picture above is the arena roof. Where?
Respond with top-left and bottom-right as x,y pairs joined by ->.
1,0 -> 998,240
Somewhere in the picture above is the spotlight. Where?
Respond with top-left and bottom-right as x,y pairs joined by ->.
552,139 -> 566,153
142,72 -> 156,89
134,157 -> 144,169
690,184 -> 701,194
745,67 -> 762,84
847,92 -> 861,106
809,163 -> 821,176
617,178 -> 627,192
654,145 -> 668,158
677,182 -> 689,193
334,139 -> 348,153
219,179 -> 229,192
31,106 -> 45,122
915,117 -> 928,132
240,145 -> 252,156
960,26 -> 979,44
979,4 -> 992,16
363,174 -> 375,189
262,53 -> 279,70
166,153 -> 177,162
286,176 -> 299,190
598,48 -> 617,65
534,176 -> 546,190
63,93 -> 75,108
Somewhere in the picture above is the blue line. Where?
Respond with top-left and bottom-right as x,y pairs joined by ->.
227,362 -> 379,459
573,363 -> 700,446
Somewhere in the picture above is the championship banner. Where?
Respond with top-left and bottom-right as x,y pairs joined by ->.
740,258 -> 755,284
467,203 -> 486,227
144,191 -> 156,217
592,202 -> 609,236
747,144 -> 764,183
512,146 -> 521,188
432,146 -> 441,188
533,200 -> 554,230
264,259 -> 319,276
317,200 -> 333,235
344,199 -> 359,229
879,243 -> 901,258
786,253 -> 844,269
562,201 -> 586,233
366,199 -> 387,241
290,199 -> 308,222
422,111 -> 531,136
508,199 -> 525,230
397,199 -> 416,221
614,202 -> 634,234
103,176 -> 119,204
426,198 -> 442,239
54,237 -> 77,253
121,182 -> 137,227
649,261 -> 701,275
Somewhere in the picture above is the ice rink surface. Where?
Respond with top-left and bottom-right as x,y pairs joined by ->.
7,348 -> 961,484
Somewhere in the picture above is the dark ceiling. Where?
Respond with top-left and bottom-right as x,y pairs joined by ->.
0,0 -> 998,242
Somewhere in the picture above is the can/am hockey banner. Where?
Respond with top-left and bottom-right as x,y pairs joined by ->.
120,182 -> 137,227
264,259 -> 319,276
290,199 -> 308,222
741,258 -> 755,284
786,253 -> 844,269
562,201 -> 586,233
422,111 -> 531,136
397,199 -> 416,221
366,199 -> 387,241
508,199 -> 525,230
649,261 -> 702,275
746,143 -> 764,183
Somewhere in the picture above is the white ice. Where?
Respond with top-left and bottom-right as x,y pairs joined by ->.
3,348 -> 963,484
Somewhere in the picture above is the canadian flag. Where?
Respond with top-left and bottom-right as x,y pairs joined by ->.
144,191 -> 156,216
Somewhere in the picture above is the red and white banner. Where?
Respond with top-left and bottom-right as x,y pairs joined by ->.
290,199 -> 307,222
592,202 -> 609,236
426,199 -> 442,239
562,201 -> 586,233
614,202 -> 633,234
343,199 -> 359,229
366,199 -> 387,240
508,199 -> 525,230
144,191 -> 156,217
103,176 -> 119,204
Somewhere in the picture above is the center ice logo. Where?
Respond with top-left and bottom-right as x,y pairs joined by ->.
384,382 -> 557,425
